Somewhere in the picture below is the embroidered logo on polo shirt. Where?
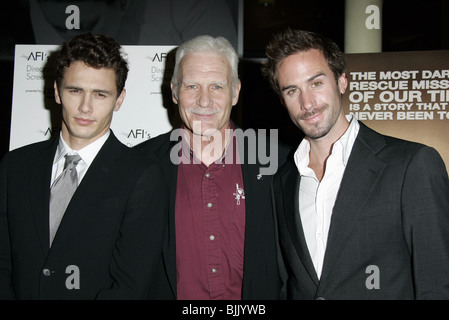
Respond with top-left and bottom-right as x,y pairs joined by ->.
233,183 -> 245,205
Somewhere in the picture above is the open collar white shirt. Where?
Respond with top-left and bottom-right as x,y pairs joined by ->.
51,130 -> 110,187
294,115 -> 359,279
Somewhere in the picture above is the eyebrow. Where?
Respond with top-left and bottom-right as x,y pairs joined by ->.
183,79 -> 228,85
63,85 -> 114,95
280,84 -> 298,93
211,81 -> 228,87
280,72 -> 326,93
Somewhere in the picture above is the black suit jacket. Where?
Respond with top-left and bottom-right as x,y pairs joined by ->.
272,123 -> 449,299
135,129 -> 291,299
0,132 -> 168,299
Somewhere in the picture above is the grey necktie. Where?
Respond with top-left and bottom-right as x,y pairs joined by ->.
49,154 -> 82,246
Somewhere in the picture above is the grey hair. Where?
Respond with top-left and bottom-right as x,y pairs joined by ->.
171,35 -> 240,98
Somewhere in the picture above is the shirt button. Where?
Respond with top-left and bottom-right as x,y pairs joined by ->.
42,268 -> 51,276
212,268 -> 217,273
205,173 -> 210,178
209,235 -> 215,241
207,203 -> 213,208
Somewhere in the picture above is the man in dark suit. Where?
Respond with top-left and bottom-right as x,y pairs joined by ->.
262,28 -> 449,299
136,35 -> 290,299
0,33 -> 167,299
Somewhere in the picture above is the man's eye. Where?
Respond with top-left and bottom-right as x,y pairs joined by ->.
312,81 -> 322,88
286,88 -> 298,96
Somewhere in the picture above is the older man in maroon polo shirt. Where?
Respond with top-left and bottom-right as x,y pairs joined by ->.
175,122 -> 246,299
136,35 -> 290,300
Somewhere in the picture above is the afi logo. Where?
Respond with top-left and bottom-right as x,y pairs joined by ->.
152,52 -> 167,62
42,127 -> 60,138
127,129 -> 150,139
27,52 -> 45,61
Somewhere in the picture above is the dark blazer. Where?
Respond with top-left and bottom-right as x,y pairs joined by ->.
135,129 -> 291,299
0,132 -> 167,299
272,122 -> 449,300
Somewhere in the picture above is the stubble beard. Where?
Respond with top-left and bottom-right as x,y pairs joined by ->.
296,105 -> 332,140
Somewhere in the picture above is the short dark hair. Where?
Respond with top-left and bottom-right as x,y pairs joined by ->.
54,33 -> 128,96
262,28 -> 346,96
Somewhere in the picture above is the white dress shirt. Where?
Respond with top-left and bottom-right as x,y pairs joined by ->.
294,115 -> 360,279
51,131 -> 110,187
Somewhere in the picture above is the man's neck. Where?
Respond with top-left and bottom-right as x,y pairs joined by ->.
307,115 -> 350,181
185,127 -> 232,167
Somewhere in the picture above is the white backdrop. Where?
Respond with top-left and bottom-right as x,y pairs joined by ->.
10,44 -> 176,150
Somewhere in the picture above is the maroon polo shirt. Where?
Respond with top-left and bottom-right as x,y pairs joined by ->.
175,131 -> 246,300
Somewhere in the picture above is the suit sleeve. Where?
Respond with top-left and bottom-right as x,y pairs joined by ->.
0,154 -> 15,299
95,163 -> 168,299
401,146 -> 449,299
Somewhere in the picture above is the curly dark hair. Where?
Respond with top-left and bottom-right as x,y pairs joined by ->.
54,33 -> 128,97
262,28 -> 346,96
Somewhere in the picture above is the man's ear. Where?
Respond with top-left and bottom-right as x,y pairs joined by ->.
338,73 -> 348,95
114,89 -> 126,111
279,96 -> 286,108
170,82 -> 179,104
54,81 -> 62,104
232,80 -> 242,106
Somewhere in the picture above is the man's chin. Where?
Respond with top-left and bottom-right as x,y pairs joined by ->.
193,129 -> 220,141
184,125 -> 218,138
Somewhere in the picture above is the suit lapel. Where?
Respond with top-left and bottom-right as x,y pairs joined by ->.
319,124 -> 387,284
29,139 -> 58,255
278,161 -> 320,285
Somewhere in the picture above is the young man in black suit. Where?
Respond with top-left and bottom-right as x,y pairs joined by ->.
263,28 -> 449,299
0,33 -> 167,299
